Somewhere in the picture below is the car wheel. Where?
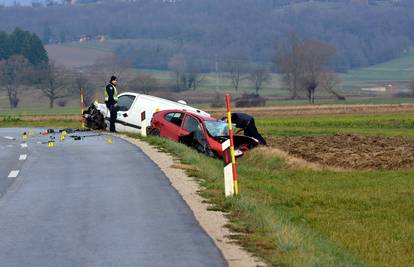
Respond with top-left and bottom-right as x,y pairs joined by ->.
149,128 -> 160,137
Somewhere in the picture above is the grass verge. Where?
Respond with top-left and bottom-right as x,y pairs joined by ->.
0,116 -> 81,128
126,134 -> 413,267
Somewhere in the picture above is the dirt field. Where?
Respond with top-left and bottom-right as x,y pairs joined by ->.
46,44 -> 113,68
208,103 -> 414,118
268,134 -> 414,170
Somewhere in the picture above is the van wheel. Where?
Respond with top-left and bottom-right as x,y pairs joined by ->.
149,128 -> 160,137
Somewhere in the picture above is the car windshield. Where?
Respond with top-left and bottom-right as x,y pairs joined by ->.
204,121 -> 229,137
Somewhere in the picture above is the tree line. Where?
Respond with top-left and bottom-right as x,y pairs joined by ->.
0,0 -> 413,71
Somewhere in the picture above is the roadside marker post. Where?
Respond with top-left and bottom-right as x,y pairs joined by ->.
225,94 -> 239,195
80,87 -> 85,129
141,111 -> 147,137
222,139 -> 234,197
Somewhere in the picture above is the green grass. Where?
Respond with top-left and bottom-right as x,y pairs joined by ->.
257,113 -> 414,137
0,107 -> 80,116
0,116 -> 81,128
343,51 -> 414,86
131,135 -> 414,267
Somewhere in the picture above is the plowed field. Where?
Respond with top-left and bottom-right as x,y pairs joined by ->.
268,134 -> 414,170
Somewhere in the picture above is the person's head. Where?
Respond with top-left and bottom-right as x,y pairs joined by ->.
110,75 -> 117,85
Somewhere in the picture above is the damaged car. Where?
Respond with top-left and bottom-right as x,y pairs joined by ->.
83,92 -> 210,132
149,109 -> 259,157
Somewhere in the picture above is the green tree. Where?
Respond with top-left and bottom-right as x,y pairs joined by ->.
9,28 -> 48,65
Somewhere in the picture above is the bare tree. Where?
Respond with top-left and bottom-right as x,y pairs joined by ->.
168,54 -> 187,91
275,37 -> 336,103
248,65 -> 270,95
168,54 -> 204,91
129,73 -> 158,94
75,71 -> 95,106
224,57 -> 247,92
186,65 -> 205,91
0,55 -> 32,108
274,35 -> 303,99
38,61 -> 72,108
92,54 -> 132,87
319,71 -> 345,100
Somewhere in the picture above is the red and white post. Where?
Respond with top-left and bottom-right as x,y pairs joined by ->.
80,87 -> 85,129
141,111 -> 147,137
222,139 -> 234,197
223,94 -> 239,196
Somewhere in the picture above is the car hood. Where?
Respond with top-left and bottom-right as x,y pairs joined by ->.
213,135 -> 259,149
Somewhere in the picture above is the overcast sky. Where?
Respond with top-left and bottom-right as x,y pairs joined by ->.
0,0 -> 41,6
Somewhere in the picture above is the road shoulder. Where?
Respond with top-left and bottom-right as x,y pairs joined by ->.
118,134 -> 265,267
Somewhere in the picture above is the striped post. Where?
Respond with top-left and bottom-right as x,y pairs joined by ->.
141,111 -> 147,137
222,139 -> 234,197
225,94 -> 239,195
80,87 -> 85,129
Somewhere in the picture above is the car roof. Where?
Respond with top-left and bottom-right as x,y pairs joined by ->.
160,109 -> 217,121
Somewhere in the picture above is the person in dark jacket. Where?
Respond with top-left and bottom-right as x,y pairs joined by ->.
229,112 -> 266,145
105,76 -> 118,132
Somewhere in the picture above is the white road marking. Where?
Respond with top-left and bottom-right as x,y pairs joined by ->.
8,170 -> 20,178
3,136 -> 15,140
21,143 -> 28,148
19,154 -> 27,161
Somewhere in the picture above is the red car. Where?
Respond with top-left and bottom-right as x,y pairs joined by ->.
149,109 -> 258,157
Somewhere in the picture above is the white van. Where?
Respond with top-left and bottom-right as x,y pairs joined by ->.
96,92 -> 210,133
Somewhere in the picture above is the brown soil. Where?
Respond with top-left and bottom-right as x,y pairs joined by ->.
268,134 -> 414,170
207,103 -> 414,118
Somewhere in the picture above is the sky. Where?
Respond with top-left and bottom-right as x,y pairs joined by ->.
0,0 -> 42,6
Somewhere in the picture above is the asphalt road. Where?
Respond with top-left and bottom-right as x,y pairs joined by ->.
0,128 -> 226,267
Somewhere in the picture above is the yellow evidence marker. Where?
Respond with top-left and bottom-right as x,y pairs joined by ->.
48,141 -> 54,148
62,130 -> 67,135
60,135 -> 65,141
106,138 -> 113,144
23,133 -> 28,140
29,131 -> 33,136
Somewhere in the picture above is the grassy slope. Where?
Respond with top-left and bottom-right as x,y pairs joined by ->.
129,112 -> 414,266
137,135 -> 413,267
342,51 -> 414,87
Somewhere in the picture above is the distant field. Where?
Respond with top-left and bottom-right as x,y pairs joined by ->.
342,51 -> 414,87
46,44 -> 114,68
59,41 -> 414,92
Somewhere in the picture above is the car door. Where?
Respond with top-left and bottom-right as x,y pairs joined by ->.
180,114 -> 203,136
160,112 -> 184,141
116,94 -> 137,132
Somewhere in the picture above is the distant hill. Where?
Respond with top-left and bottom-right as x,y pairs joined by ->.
1,0 -> 414,71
